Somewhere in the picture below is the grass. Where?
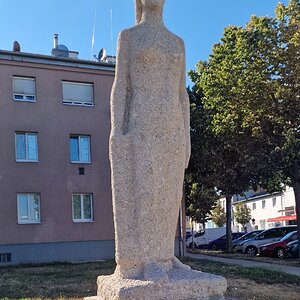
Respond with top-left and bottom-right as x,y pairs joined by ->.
0,258 -> 299,300
0,260 -> 115,299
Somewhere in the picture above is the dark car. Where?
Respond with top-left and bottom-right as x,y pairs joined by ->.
185,230 -> 193,241
233,230 -> 263,252
208,232 -> 246,251
286,239 -> 299,258
259,231 -> 298,259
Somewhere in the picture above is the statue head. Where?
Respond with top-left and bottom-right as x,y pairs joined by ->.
135,0 -> 165,24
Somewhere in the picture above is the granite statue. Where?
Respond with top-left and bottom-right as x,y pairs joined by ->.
87,0 -> 227,298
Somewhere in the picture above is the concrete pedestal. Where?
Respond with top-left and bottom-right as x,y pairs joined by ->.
85,268 -> 227,300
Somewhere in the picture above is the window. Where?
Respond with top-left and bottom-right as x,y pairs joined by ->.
272,197 -> 277,207
252,203 -> 256,210
0,253 -> 12,263
256,228 -> 278,240
13,76 -> 36,101
262,200 -> 266,209
62,81 -> 93,106
260,220 -> 266,230
70,135 -> 91,163
194,229 -> 205,238
17,193 -> 40,224
72,194 -> 93,222
15,132 -> 38,162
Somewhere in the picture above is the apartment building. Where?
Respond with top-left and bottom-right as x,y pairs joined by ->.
188,187 -> 296,233
232,187 -> 297,232
0,41 -> 115,265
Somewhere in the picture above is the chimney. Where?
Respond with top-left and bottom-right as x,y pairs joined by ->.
13,41 -> 21,52
54,34 -> 58,48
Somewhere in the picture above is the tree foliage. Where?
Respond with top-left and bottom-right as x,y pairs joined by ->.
234,203 -> 252,228
188,0 -> 300,254
210,201 -> 226,228
185,88 -> 219,227
185,179 -> 217,227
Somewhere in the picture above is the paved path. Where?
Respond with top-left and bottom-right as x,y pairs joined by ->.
186,252 -> 300,277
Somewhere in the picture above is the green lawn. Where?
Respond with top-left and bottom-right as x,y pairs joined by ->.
0,260 -> 114,299
0,258 -> 299,300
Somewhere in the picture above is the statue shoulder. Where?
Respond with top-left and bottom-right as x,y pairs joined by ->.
119,26 -> 140,38
173,33 -> 185,49
165,29 -> 185,50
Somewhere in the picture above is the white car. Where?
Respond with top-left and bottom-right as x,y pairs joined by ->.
186,227 -> 226,249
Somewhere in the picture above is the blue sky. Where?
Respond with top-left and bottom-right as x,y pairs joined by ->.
0,0 -> 289,85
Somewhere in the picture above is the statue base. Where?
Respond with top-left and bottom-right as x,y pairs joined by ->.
85,267 -> 227,300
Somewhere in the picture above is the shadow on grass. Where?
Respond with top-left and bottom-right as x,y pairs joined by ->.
0,260 -> 116,299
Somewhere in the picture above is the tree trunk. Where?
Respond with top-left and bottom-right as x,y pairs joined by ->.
191,221 -> 195,251
292,178 -> 300,261
226,194 -> 233,253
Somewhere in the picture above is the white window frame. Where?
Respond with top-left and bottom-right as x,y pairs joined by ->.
252,203 -> 256,210
62,81 -> 94,106
72,194 -> 93,222
70,135 -> 91,163
272,197 -> 277,207
17,193 -> 41,224
15,132 -> 38,162
13,76 -> 36,102
262,200 -> 266,209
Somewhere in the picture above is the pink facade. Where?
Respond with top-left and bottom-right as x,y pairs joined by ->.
0,50 -> 115,264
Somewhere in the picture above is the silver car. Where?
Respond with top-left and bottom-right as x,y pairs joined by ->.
241,226 -> 297,256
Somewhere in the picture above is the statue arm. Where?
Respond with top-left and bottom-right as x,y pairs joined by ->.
179,40 -> 191,169
110,30 -> 130,136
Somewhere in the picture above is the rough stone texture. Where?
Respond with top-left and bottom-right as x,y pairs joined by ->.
91,0 -> 227,299
93,268 -> 227,300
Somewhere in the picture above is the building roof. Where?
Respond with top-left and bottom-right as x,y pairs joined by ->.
0,50 -> 115,72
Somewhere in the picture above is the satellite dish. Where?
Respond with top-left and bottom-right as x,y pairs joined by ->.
57,44 -> 69,52
98,48 -> 107,61
13,41 -> 21,52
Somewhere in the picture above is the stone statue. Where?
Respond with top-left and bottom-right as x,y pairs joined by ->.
110,0 -> 191,281
87,1 -> 227,299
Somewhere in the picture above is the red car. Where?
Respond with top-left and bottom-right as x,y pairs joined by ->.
259,231 -> 298,259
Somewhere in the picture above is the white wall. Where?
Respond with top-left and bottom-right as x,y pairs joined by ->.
233,187 -> 296,232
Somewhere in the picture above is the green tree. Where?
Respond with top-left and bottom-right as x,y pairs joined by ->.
185,87 -> 219,234
234,203 -> 252,230
211,201 -> 226,228
185,180 -> 217,228
189,0 -> 300,254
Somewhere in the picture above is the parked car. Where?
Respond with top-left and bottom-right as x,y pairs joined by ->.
233,230 -> 263,252
259,231 -> 298,259
186,227 -> 226,249
185,230 -> 193,241
208,232 -> 246,251
286,239 -> 299,258
241,226 -> 297,256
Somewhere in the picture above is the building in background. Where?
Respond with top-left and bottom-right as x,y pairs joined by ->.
232,186 -> 296,232
187,187 -> 296,233
0,37 -> 116,265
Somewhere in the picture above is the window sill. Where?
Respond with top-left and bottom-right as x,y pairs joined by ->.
14,99 -> 37,103
18,221 -> 41,225
63,102 -> 94,107
73,220 -> 94,223
16,160 -> 39,163
70,161 -> 91,164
